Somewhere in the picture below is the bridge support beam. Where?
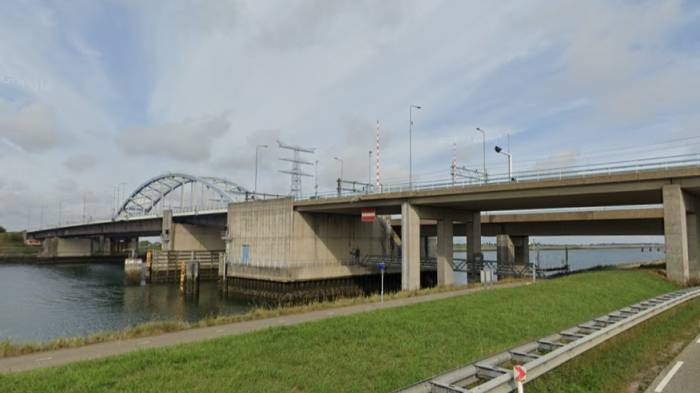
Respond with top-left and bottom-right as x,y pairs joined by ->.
401,202 -> 421,291
496,234 -> 514,265
466,212 -> 482,262
161,209 -> 173,251
437,218 -> 454,286
663,185 -> 700,284
161,209 -> 224,252
513,236 -> 529,266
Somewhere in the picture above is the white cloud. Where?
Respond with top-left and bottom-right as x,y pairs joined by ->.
0,101 -> 59,152
118,113 -> 230,162
63,154 -> 96,173
1,0 -> 699,231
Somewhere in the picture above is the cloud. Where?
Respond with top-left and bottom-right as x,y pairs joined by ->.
117,113 -> 230,162
0,102 -> 60,152
63,154 -> 96,173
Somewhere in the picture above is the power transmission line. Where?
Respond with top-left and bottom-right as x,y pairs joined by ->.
277,140 -> 316,198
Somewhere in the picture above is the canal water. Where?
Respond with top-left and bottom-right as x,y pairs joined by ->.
0,247 -> 664,343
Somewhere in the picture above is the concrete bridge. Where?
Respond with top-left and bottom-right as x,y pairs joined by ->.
26,163 -> 700,293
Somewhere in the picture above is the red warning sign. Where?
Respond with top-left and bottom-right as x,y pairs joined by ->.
361,208 -> 376,222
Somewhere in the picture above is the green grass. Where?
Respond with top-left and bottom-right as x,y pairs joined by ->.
529,295 -> 700,393
0,232 -> 40,256
0,270 -> 679,393
0,279 -> 525,358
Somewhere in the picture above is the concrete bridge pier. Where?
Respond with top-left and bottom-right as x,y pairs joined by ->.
160,209 -> 225,252
663,185 -> 700,284
496,234 -> 529,266
436,219 -> 453,286
402,204 -> 482,290
401,202 -> 421,291
466,212 -> 481,263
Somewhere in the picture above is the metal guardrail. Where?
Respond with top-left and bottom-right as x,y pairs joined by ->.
360,256 -> 563,277
299,153 -> 700,200
395,286 -> 700,393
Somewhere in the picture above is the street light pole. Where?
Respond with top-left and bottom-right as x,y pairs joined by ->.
476,127 -> 487,183
495,145 -> 513,180
409,104 -> 422,190
254,144 -> 268,194
314,160 -> 319,197
333,156 -> 344,180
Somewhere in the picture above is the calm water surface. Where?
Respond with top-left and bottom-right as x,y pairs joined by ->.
0,263 -> 252,343
0,247 -> 664,342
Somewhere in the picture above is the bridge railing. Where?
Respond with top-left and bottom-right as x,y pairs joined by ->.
298,153 -> 700,200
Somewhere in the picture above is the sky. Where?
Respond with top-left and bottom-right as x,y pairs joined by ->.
1,0 -> 699,240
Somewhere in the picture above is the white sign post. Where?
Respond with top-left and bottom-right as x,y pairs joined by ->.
513,365 -> 526,393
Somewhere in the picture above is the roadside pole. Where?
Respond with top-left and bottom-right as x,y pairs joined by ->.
513,365 -> 526,393
378,262 -> 385,304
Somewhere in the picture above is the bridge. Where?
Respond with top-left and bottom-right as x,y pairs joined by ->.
26,155 -> 700,296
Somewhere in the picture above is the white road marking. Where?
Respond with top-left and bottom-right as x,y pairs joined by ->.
654,361 -> 684,393
696,337 -> 700,344
136,340 -> 151,346
35,357 -> 52,362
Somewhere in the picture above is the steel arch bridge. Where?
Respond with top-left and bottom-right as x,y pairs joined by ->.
114,173 -> 254,220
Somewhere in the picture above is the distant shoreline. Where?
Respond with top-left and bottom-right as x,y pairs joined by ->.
453,243 -> 665,252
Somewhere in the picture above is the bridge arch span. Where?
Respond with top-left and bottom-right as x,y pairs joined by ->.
115,173 -> 251,219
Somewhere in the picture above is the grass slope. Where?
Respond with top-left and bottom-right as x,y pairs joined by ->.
0,233 -> 39,256
529,296 -> 700,393
0,271 -> 678,393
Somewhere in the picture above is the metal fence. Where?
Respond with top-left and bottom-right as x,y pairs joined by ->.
299,153 -> 700,200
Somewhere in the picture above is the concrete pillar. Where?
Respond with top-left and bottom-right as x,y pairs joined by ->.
663,185 -> 699,284
401,202 -> 421,291
466,212 -> 481,262
161,209 -> 173,251
512,236 -> 529,266
437,219 -> 454,286
496,234 -> 514,265
688,211 -> 700,281
128,237 -> 139,257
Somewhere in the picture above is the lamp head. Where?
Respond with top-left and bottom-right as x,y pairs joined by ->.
495,146 -> 503,153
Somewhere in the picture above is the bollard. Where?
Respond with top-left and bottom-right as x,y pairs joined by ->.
179,260 -> 186,294
145,250 -> 152,283
124,258 -> 145,285
184,260 -> 200,297
221,260 -> 229,296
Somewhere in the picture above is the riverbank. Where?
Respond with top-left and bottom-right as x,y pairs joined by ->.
0,278 -> 526,358
453,242 -> 665,252
0,232 -> 39,258
0,270 -> 678,392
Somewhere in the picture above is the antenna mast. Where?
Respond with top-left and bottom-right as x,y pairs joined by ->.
277,140 -> 316,198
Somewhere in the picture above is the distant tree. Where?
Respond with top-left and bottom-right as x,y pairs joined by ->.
0,225 -> 5,233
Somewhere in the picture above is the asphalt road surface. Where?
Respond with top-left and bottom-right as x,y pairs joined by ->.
645,333 -> 700,393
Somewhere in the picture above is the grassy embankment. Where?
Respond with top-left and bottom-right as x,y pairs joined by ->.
0,278 -> 525,358
0,270 -> 683,393
529,294 -> 700,393
0,232 -> 40,257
